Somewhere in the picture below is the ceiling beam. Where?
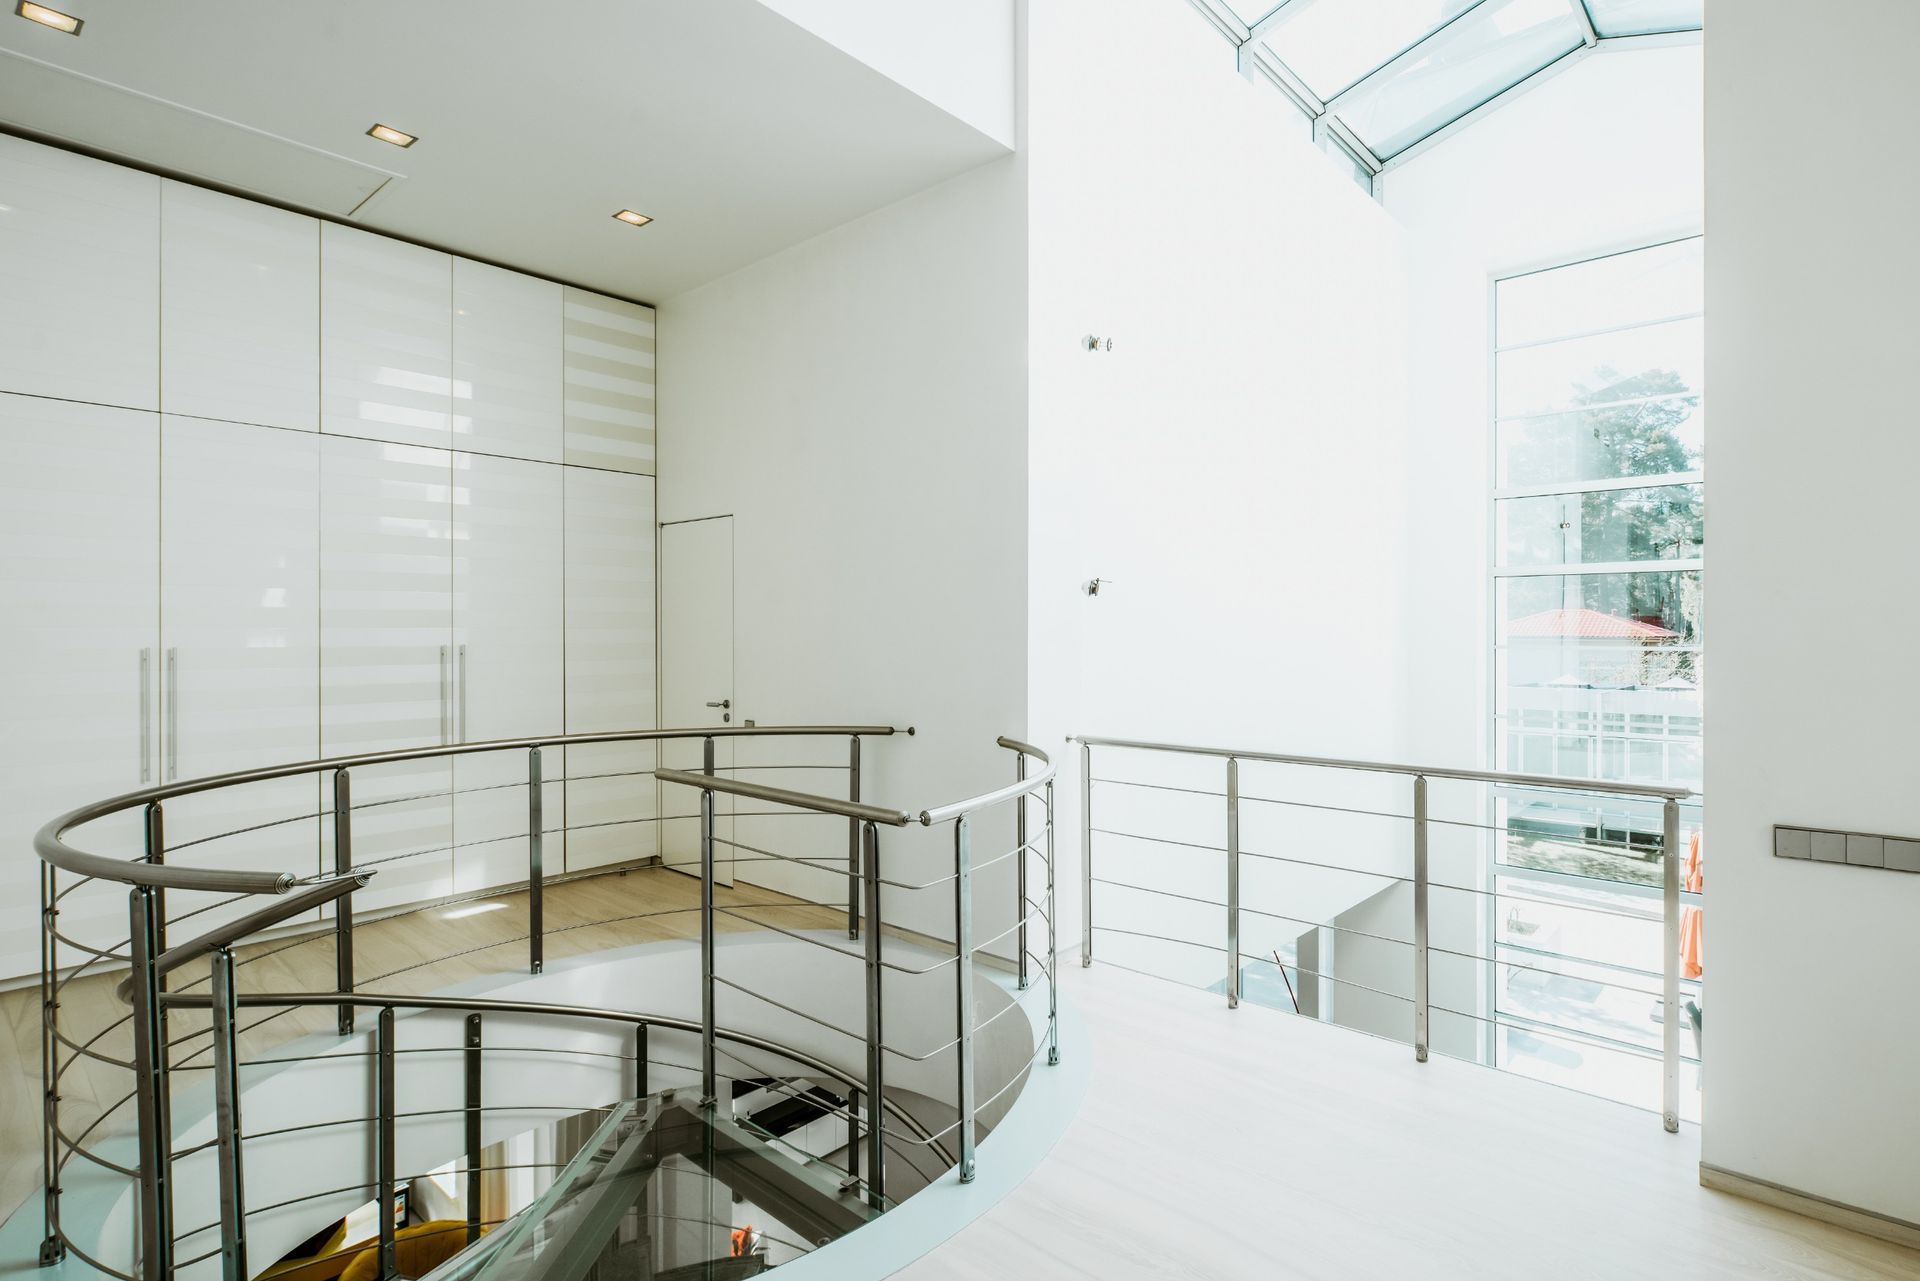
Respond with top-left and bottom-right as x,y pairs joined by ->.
1571,0 -> 1602,48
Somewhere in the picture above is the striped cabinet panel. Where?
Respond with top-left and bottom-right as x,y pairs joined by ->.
321,224 -> 453,448
562,287 -> 657,474
319,434 -> 454,911
563,467 -> 659,871
160,181 -> 320,432
0,134 -> 159,409
0,394 -> 159,977
454,258 -> 564,463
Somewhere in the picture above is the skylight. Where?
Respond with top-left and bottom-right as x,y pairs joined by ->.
1215,0 -> 1703,179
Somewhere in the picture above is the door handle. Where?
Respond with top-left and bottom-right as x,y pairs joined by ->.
706,698 -> 731,724
457,644 -> 468,745
439,645 -> 451,745
165,648 -> 178,781
139,648 -> 152,784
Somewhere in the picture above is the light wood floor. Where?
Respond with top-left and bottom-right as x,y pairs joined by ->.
0,866 -> 836,1228
898,963 -> 1920,1281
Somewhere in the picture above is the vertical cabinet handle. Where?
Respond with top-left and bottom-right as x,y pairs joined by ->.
439,645 -> 451,746
457,644 -> 468,745
165,648 -> 178,782
139,648 -> 152,784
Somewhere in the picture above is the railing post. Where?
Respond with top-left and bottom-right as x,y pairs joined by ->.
333,768 -> 355,1035
699,781 -> 717,1105
464,1013 -> 482,1245
1016,755 -> 1029,991
1045,779 -> 1059,1067
1226,758 -> 1240,1009
847,736 -> 862,940
376,1007 -> 396,1281
1413,774 -> 1429,1064
127,885 -> 172,1281
528,746 -> 544,975
39,862 -> 64,1266
1079,741 -> 1093,967
210,947 -> 248,1281
861,822 -> 885,1208
954,816 -> 977,1183
1662,797 -> 1681,1134
633,1021 -> 649,1098
847,1086 -> 861,1184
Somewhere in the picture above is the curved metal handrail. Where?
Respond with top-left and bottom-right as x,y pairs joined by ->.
35,724 -> 902,890
38,723 -> 1060,1280
918,737 -> 1055,825
156,989 -> 958,1167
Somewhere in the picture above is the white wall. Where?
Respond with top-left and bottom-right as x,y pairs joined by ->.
1383,41 -> 1705,771
658,154 -> 1030,945
754,0 -> 1017,148
1702,0 -> 1920,1224
1025,0 -> 1415,961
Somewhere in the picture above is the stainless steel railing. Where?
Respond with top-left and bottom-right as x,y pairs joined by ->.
655,734 -> 1060,1190
36,723 -> 1059,1281
1074,733 -> 1697,1132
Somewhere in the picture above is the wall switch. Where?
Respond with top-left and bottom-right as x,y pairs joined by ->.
1776,824 -> 1920,873
1811,831 -> 1848,863
1846,834 -> 1885,867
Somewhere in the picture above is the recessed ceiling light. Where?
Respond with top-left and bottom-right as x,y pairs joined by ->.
366,122 -> 417,148
612,209 -> 653,228
16,2 -> 83,34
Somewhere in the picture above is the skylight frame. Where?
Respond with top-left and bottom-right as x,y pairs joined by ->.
1194,0 -> 1701,187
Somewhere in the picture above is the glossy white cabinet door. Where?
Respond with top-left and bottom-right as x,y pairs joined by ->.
0,394 -> 158,978
161,182 -> 320,431
321,224 -> 453,449
562,288 -> 656,474
0,134 -> 159,409
320,435 -> 454,912
454,260 -> 563,463
563,469 -> 658,872
160,418 -> 322,931
451,452 -> 564,892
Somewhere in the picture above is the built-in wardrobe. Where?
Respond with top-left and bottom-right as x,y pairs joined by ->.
0,133 -> 660,980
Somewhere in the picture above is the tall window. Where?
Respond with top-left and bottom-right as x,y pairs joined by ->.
1489,237 -> 1705,1117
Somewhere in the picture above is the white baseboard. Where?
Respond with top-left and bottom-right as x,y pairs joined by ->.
1700,1163 -> 1920,1252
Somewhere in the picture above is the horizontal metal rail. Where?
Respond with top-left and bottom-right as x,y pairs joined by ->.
1072,734 -> 1693,800
157,989 -> 954,1160
654,768 -> 913,827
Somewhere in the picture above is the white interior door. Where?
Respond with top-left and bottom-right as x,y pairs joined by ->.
562,469 -> 658,874
660,517 -> 735,885
161,417 -> 322,931
0,394 -> 158,976
452,451 -> 564,893
320,435 -> 454,913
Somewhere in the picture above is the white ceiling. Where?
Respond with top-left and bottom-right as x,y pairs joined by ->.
0,0 -> 1011,302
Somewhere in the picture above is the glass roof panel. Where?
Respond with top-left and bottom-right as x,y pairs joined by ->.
1333,0 -> 1585,157
1581,0 -> 1704,37
1254,0 -> 1481,99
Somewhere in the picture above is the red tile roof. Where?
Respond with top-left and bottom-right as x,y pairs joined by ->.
1507,608 -> 1680,639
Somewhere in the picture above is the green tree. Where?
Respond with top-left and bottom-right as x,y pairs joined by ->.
1509,365 -> 1703,662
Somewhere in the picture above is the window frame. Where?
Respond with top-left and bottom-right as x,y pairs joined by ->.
1480,231 -> 1706,1095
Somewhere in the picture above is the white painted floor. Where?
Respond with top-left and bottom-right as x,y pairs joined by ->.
896,963 -> 1919,1281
